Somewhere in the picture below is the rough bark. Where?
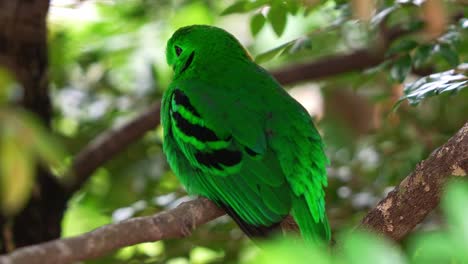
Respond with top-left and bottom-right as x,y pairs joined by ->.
360,122 -> 468,241
1,122 -> 466,264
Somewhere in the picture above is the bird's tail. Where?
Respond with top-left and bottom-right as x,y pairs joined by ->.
291,195 -> 331,244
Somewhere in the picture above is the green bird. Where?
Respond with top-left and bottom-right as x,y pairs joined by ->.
162,25 -> 330,243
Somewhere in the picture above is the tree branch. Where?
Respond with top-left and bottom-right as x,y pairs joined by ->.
0,198 -> 224,264
2,122 -> 466,263
67,102 -> 161,193
360,122 -> 468,241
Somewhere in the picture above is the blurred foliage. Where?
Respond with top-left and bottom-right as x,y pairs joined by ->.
248,181 -> 468,264
0,0 -> 466,263
399,63 -> 467,105
0,67 -> 66,215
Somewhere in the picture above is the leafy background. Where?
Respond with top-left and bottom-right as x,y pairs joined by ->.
0,0 -> 467,263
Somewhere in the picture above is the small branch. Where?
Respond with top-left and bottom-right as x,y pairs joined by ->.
361,122 -> 468,241
271,25 -> 410,85
0,198 -> 224,264
67,102 -> 161,193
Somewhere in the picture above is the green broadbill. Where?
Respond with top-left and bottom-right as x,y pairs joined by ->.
162,25 -> 330,243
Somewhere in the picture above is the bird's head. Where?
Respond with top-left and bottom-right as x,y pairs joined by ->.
166,25 -> 251,77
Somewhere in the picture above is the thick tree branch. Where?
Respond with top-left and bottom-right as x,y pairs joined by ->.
0,198 -> 224,264
2,122 -> 466,263
361,122 -> 468,241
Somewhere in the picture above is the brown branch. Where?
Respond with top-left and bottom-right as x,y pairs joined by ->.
361,122 -> 468,241
2,122 -> 466,263
67,102 -> 161,193
271,25 -> 410,85
0,198 -> 224,264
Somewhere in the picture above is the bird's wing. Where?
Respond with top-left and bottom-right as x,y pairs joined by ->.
164,79 -> 291,232
265,93 -> 331,242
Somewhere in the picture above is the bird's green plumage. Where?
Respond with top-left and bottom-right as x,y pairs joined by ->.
162,25 -> 330,242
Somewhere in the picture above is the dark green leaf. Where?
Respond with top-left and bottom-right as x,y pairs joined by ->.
413,44 -> 432,68
221,1 -> 247,15
390,55 -> 412,83
436,44 -> 460,67
267,4 -> 287,37
386,39 -> 418,57
285,1 -> 299,15
250,13 -> 266,36
399,64 -> 468,105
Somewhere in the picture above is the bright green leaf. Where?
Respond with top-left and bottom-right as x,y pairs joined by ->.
390,54 -> 412,83
341,230 -> 407,264
190,246 -> 224,264
0,132 -> 35,215
250,13 -> 266,36
409,232 -> 457,263
267,4 -> 287,37
399,63 -> 468,105
247,236 -> 331,264
443,181 -> 468,240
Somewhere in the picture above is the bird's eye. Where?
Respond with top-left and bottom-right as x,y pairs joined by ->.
175,46 -> 183,56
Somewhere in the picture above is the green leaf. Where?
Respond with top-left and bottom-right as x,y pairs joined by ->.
409,182 -> 468,263
436,44 -> 459,67
190,246 -> 224,264
267,4 -> 287,37
386,39 -> 418,57
254,40 -> 296,64
390,54 -> 412,83
220,1 -> 247,15
443,182 -> 468,239
0,130 -> 35,215
285,1 -> 299,15
341,231 -> 407,264
250,13 -> 266,36
413,44 -> 432,68
18,111 -> 67,173
399,64 -> 468,105
248,237 -> 331,264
